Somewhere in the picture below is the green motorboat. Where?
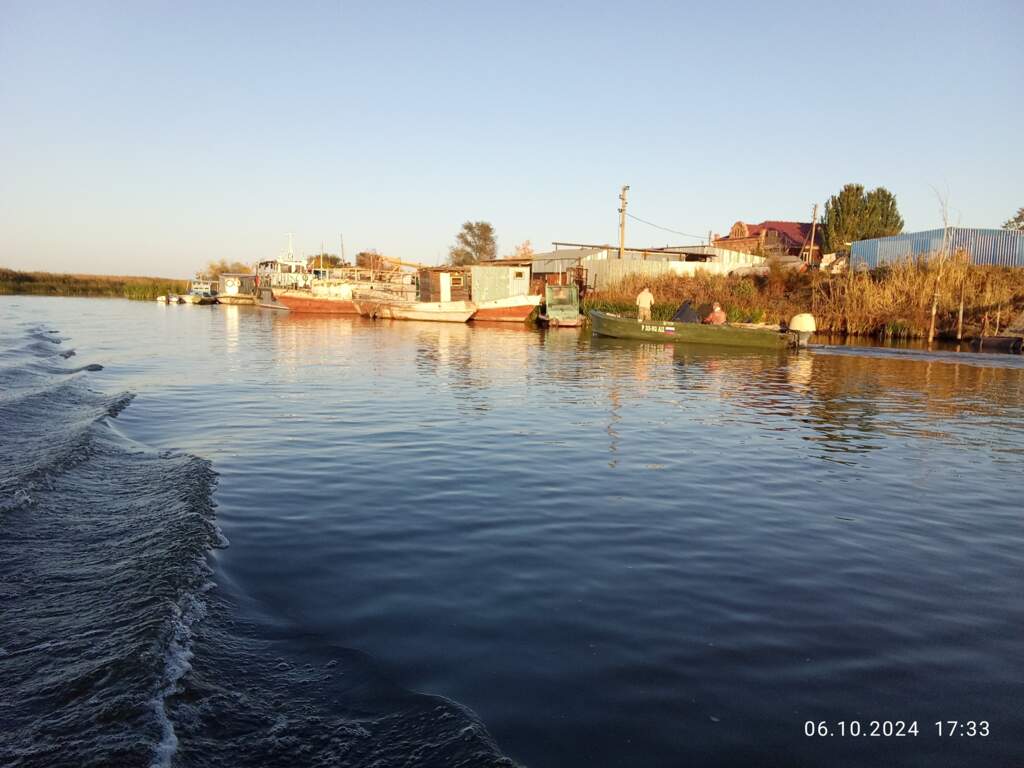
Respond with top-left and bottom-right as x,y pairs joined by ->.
589,309 -> 799,349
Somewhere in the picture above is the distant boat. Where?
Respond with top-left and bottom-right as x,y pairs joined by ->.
182,280 -> 218,305
589,309 -> 799,349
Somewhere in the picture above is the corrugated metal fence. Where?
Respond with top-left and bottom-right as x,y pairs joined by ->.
851,228 -> 1024,269
586,259 -> 737,289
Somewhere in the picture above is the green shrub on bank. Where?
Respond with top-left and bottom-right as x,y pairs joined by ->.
587,262 -> 1024,338
0,269 -> 188,301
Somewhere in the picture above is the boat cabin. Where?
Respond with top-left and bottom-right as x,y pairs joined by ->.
189,279 -> 216,297
256,258 -> 313,288
417,267 -> 471,303
543,283 -> 580,326
469,264 -> 533,303
218,273 -> 257,297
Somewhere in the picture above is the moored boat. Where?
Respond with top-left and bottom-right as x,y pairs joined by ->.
272,265 -> 418,314
217,273 -> 257,305
468,264 -> 542,322
539,283 -> 582,327
589,309 -> 798,349
471,294 -> 542,322
182,279 -> 218,305
274,287 -> 358,313
352,290 -> 475,323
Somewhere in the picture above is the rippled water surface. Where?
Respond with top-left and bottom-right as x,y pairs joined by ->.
2,296 -> 1022,767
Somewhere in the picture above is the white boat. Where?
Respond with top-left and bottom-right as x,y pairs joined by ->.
471,294 -> 542,322
352,290 -> 476,323
183,280 -> 218,304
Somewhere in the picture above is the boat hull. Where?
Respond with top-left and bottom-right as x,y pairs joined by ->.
275,289 -> 358,314
589,310 -> 788,349
354,297 -> 475,323
217,295 -> 255,305
256,287 -> 289,311
181,294 -> 216,305
472,295 -> 541,322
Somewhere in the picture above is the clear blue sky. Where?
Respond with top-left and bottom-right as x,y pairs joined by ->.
2,0 -> 1021,277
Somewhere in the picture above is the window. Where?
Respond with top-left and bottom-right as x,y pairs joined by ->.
451,275 -> 464,287
513,270 -> 525,279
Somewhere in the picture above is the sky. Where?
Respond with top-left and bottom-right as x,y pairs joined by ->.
1,0 -> 1021,277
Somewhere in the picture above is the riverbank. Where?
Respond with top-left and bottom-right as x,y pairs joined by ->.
0,268 -> 188,301
584,261 -> 1024,339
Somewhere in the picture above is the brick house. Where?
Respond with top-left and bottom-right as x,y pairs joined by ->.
712,221 -> 820,261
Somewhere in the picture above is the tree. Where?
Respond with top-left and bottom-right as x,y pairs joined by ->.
1003,208 -> 1024,231
864,187 -> 904,239
200,259 -> 251,279
448,221 -> 496,266
821,183 -> 904,254
306,253 -> 345,268
355,250 -> 385,270
512,240 -> 534,259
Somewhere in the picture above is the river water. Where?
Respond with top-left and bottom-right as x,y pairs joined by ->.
1,296 -> 1022,767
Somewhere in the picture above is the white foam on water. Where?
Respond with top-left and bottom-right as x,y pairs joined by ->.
149,579 -> 211,768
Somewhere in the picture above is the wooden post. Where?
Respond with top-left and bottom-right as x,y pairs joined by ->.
618,185 -> 629,260
927,227 -> 950,345
806,203 -> 818,263
927,276 -> 940,345
956,276 -> 965,341
982,278 -> 991,337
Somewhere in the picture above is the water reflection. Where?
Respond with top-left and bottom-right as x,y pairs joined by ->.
584,335 -> 1024,463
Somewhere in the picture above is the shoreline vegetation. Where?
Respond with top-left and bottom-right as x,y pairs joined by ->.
586,261 -> 1024,340
0,268 -> 188,301
4,261 -> 1023,341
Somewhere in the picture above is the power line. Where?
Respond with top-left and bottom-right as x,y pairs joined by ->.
625,212 -> 707,241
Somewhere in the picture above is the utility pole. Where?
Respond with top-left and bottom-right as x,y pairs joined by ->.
340,234 -> 346,264
806,203 -> 819,263
618,185 -> 630,260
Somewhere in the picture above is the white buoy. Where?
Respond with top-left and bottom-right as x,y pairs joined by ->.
788,313 -> 816,347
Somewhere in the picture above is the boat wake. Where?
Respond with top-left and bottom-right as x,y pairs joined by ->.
0,325 -> 516,768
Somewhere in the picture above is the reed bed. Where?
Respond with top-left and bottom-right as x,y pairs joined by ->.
0,269 -> 188,301
585,259 -> 1024,339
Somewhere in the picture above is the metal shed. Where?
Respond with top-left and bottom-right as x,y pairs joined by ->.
851,228 -> 1024,269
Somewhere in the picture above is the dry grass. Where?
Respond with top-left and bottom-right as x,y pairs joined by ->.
585,258 -> 1024,339
0,269 -> 189,301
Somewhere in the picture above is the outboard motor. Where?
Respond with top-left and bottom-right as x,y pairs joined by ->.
788,313 -> 816,347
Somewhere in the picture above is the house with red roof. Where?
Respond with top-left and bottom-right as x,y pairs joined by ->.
712,220 -> 821,261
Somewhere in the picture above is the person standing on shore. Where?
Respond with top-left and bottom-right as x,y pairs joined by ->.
636,287 -> 654,322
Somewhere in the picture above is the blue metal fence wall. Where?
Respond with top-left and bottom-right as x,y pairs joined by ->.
851,228 -> 1024,268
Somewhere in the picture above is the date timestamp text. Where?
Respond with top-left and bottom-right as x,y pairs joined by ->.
803,720 -> 990,737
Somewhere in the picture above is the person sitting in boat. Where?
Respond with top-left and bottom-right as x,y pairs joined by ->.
671,300 -> 701,323
703,302 -> 727,325
636,287 -> 654,322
